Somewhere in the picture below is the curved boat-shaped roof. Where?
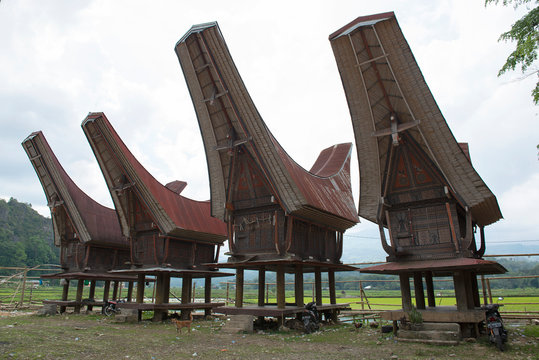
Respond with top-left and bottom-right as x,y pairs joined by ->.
175,22 -> 358,231
82,112 -> 227,243
22,131 -> 125,247
330,12 -> 502,226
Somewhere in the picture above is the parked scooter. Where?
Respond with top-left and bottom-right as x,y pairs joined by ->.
302,302 -> 320,334
483,303 -> 508,351
103,299 -> 124,316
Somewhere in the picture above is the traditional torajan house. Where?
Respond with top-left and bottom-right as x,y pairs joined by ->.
330,12 -> 506,335
82,112 -> 229,321
175,22 -> 359,322
22,131 -> 137,314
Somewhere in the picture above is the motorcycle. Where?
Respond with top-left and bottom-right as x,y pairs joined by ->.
103,299 -> 124,316
302,302 -> 320,334
483,303 -> 508,351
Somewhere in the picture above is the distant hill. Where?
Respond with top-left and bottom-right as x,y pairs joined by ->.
0,198 -> 57,272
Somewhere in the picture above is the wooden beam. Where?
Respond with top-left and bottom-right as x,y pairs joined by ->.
315,267 -> 322,306
235,268 -> 244,308
276,265 -> 285,309
399,273 -> 412,312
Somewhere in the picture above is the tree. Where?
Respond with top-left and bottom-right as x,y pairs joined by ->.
486,0 -> 539,104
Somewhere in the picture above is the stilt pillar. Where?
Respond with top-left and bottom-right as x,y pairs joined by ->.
328,269 -> 336,305
74,279 -> 84,314
204,276 -> 212,317
112,281 -> 120,300
413,272 -> 425,310
127,281 -> 134,302
453,271 -> 470,311
399,273 -> 412,312
235,268 -> 244,308
102,280 -> 111,315
425,272 -> 435,308
258,268 -> 266,307
180,274 -> 192,320
154,273 -> 170,321
276,264 -> 285,309
60,279 -> 69,313
294,265 -> 304,307
87,280 -> 97,312
314,267 -> 322,306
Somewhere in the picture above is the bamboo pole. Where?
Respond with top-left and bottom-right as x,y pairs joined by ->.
19,268 -> 28,306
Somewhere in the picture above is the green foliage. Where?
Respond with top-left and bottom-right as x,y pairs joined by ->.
0,198 -> 57,274
486,0 -> 539,104
408,306 -> 423,324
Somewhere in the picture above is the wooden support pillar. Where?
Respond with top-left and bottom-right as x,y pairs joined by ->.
20,268 -> 28,306
276,265 -> 286,309
328,269 -> 336,305
399,273 -> 412,312
453,272 -> 470,311
328,269 -> 338,322
180,274 -> 191,320
204,276 -> 212,317
136,274 -> 145,321
235,268 -> 244,308
258,268 -> 266,307
103,280 -> 111,303
487,278 -> 493,304
112,281 -> 119,300
314,267 -> 322,306
87,280 -> 97,312
470,272 -> 480,308
425,272 -> 435,308
481,275 -> 488,306
74,279 -> 84,314
136,274 -> 145,303
154,273 -> 170,322
294,265 -> 304,307
60,279 -> 69,313
127,281 -> 134,302
295,266 -> 304,320
413,272 -> 425,310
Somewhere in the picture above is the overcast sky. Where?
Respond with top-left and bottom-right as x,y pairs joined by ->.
1,0 -> 537,262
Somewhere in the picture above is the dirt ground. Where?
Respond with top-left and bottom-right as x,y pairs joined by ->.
0,311 -> 538,360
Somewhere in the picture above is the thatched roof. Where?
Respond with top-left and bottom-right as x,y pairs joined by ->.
175,22 -> 359,231
330,12 -> 502,226
22,131 -> 125,247
82,112 -> 227,244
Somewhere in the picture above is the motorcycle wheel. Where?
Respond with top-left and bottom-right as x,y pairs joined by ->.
495,333 -> 504,351
104,305 -> 115,316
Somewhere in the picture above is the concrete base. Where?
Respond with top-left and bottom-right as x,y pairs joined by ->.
397,322 -> 461,345
37,304 -> 57,316
114,309 -> 139,323
222,315 -> 254,333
